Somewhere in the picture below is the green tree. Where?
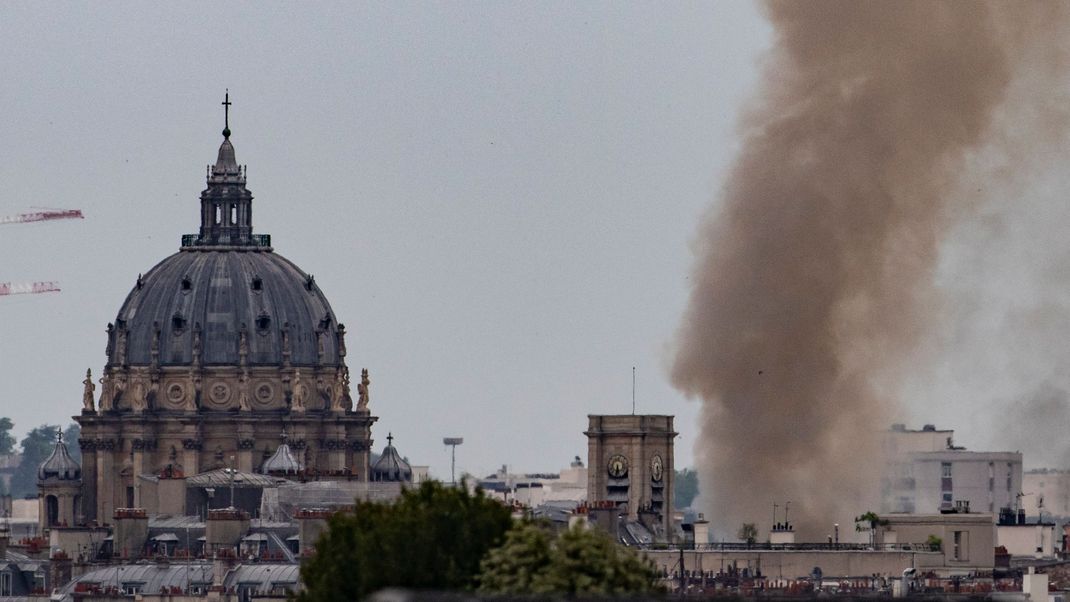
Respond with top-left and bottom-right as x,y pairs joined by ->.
0,418 -> 15,455
737,522 -> 758,545
479,522 -> 662,596
9,424 -> 60,498
674,467 -> 698,509
298,481 -> 513,601
64,423 -> 82,466
477,521 -> 554,594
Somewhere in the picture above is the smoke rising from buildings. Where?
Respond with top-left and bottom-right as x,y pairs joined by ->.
672,2 -> 1070,537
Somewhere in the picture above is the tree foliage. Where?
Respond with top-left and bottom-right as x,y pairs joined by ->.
9,424 -> 60,498
298,481 -> 513,601
64,423 -> 81,466
674,467 -> 698,509
0,418 -> 15,455
478,522 -> 662,596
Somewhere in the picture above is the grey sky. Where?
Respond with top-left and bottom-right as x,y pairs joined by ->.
0,3 -> 772,479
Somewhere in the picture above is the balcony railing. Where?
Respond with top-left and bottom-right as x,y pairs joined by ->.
181,234 -> 271,248
638,541 -> 942,553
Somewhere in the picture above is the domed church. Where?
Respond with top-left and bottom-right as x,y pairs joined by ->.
75,96 -> 377,523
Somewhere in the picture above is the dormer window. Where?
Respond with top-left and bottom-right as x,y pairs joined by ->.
251,276 -> 263,292
181,276 -> 192,292
172,313 -> 187,333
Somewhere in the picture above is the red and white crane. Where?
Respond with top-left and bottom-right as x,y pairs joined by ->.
0,208 -> 83,296
0,208 -> 84,225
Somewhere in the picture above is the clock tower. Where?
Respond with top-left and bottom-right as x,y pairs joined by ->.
585,414 -> 676,540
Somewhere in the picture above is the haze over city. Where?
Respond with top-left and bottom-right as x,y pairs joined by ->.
3,2 -> 1070,538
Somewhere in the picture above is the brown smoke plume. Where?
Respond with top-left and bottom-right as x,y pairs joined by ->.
672,2 -> 1069,538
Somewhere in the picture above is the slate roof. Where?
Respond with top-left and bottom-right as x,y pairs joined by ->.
37,432 -> 80,482
262,440 -> 302,475
371,434 -> 412,482
56,562 -> 300,600
186,468 -> 289,488
111,250 -> 341,367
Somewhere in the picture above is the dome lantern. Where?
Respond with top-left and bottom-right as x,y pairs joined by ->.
188,90 -> 260,249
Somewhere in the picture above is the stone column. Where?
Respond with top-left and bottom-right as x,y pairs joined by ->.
183,439 -> 202,476
97,439 -> 116,522
328,424 -> 346,473
235,420 -> 255,473
130,438 -> 147,508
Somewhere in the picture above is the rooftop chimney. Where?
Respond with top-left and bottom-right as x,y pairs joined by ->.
0,520 -> 9,559
693,513 -> 710,547
113,508 -> 148,560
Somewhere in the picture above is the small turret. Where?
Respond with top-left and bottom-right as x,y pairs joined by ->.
262,432 -> 301,476
37,429 -> 82,530
371,433 -> 412,482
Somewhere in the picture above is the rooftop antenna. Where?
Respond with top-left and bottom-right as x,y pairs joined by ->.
632,366 -> 636,415
443,437 -> 463,486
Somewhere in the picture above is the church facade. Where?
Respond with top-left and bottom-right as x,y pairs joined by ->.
75,100 -> 377,523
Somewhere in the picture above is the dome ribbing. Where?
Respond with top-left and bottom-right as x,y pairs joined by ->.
38,430 -> 81,482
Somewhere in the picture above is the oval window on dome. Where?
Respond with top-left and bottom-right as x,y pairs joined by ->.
172,313 -> 187,333
256,312 -> 271,333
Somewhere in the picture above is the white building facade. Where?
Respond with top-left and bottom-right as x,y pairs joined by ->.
882,425 -> 1022,514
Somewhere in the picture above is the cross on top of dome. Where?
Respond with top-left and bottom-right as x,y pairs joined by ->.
182,92 -> 265,249
222,89 -> 232,139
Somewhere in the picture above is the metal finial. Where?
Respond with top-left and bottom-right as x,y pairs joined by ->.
222,89 -> 232,138
57,427 -> 63,443
387,432 -> 393,445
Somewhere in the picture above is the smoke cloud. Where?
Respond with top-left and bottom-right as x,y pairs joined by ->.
672,2 -> 1070,538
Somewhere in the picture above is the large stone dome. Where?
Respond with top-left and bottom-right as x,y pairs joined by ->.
111,250 -> 341,367
103,110 -> 347,371
76,97 -> 376,526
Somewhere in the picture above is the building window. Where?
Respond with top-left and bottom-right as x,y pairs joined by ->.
45,495 -> 59,527
942,463 -> 952,478
1007,463 -> 1013,491
1,571 -> 12,596
952,530 -> 968,561
942,492 -> 953,503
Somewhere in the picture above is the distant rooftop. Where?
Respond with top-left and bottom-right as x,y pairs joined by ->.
889,423 -> 953,433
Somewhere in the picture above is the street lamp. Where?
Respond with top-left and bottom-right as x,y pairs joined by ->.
222,467 -> 239,509
443,438 -> 463,486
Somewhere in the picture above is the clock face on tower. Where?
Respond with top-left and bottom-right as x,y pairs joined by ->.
650,454 -> 664,482
608,454 -> 628,478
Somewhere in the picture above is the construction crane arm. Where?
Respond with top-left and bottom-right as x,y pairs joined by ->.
0,209 -> 84,225
0,281 -> 61,296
